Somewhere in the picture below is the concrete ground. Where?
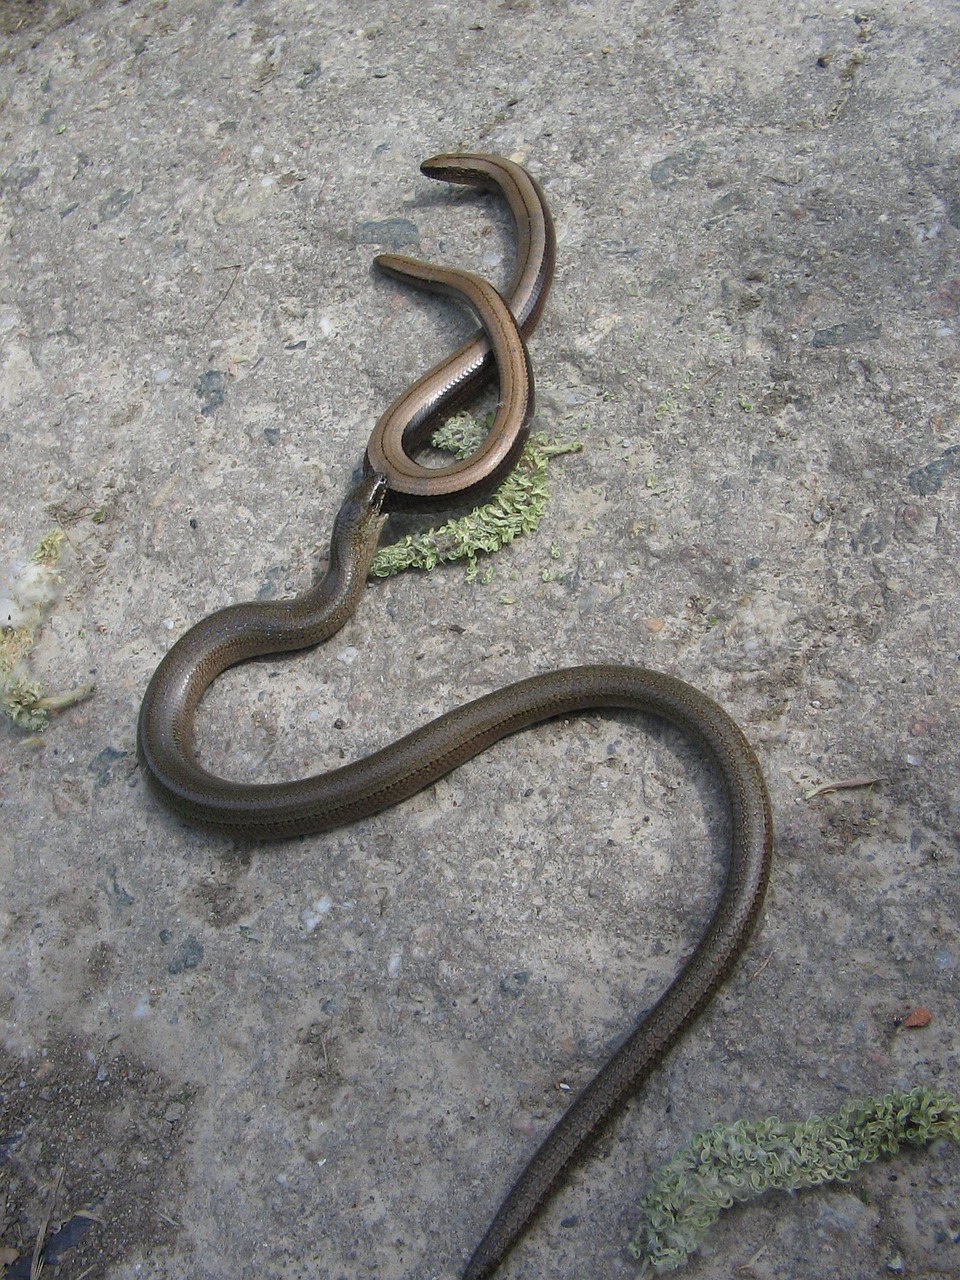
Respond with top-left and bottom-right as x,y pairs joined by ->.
1,1 -> 958,1278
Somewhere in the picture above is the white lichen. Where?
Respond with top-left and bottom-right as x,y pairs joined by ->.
1,531 -> 93,730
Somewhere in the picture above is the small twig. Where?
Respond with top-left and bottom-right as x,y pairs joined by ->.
695,365 -> 724,390
803,775 -> 885,800
735,1243 -> 767,1276
203,263 -> 242,330
30,1165 -> 64,1280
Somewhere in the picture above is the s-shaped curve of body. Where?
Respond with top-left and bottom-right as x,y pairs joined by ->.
137,154 -> 774,1280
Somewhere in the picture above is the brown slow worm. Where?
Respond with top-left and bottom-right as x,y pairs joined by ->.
371,253 -> 535,505
366,153 -> 555,507
137,155 -> 774,1279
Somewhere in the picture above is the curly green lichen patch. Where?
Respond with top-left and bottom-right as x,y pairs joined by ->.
630,1086 -> 960,1272
369,414 -> 581,583
1,530 -> 93,731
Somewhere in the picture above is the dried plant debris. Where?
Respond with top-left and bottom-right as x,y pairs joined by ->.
0,1038 -> 192,1276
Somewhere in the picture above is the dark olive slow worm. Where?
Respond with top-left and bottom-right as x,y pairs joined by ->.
137,155 -> 774,1280
137,252 -> 533,835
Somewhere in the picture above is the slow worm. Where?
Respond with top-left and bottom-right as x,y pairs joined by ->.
366,153 -> 555,507
137,154 -> 774,1279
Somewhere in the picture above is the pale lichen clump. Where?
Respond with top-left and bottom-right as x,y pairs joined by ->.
631,1086 -> 960,1271
369,414 -> 581,582
1,531 -> 93,730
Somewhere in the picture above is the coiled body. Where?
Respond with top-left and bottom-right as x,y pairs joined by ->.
366,153 -> 555,507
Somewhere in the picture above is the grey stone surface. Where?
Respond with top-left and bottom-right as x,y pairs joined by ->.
1,2 -> 958,1278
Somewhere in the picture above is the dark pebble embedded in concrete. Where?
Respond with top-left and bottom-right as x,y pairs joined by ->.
197,370 -> 227,415
168,937 -> 204,974
907,445 -> 960,496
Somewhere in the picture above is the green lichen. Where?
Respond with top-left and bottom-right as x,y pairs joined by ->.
630,1086 -> 960,1272
368,414 -> 581,582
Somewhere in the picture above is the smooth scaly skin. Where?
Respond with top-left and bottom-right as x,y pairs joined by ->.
365,153 -> 555,508
137,252 -> 532,838
137,154 -> 774,1279
461,690 -> 771,1279
138,488 -> 773,1272
370,254 -> 535,505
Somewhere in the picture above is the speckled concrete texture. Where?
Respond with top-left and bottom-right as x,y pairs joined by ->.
1,2 -> 959,1278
